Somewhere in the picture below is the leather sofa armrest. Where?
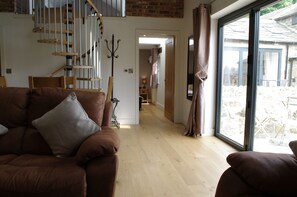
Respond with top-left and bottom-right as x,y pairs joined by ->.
102,101 -> 113,127
75,127 -> 119,165
227,151 -> 297,196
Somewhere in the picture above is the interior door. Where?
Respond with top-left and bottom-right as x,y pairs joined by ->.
164,37 -> 175,122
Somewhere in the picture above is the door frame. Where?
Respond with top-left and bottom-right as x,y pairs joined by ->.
135,29 -> 180,124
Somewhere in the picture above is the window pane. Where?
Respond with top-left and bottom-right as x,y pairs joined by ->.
219,15 -> 249,145
254,1 -> 297,153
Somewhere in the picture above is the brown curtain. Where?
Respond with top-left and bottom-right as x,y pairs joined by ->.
185,4 -> 211,137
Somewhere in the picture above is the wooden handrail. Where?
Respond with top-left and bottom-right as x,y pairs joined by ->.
86,0 -> 100,15
86,0 -> 104,34
76,41 -> 98,61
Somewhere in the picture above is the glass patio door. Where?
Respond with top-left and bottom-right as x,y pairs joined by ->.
216,0 -> 297,152
217,15 -> 250,148
253,3 -> 297,153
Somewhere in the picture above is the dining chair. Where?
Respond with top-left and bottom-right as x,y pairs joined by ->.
28,76 -> 65,88
64,76 -> 77,89
0,76 -> 6,88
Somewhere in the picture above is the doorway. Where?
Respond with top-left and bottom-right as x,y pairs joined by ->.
137,32 -> 176,124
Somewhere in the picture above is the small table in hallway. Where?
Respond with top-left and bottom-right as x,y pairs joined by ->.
140,87 -> 149,103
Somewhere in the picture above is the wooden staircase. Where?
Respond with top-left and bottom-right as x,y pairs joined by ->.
33,0 -> 103,89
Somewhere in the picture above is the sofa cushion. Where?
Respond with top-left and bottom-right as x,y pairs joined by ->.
21,128 -> 52,155
28,88 -> 106,127
32,92 -> 100,157
227,151 -> 297,196
0,127 -> 26,155
0,124 -> 8,135
0,154 -> 18,165
0,87 -> 30,128
0,154 -> 86,197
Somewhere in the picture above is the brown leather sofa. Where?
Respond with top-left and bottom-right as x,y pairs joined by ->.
0,87 -> 120,197
215,151 -> 297,197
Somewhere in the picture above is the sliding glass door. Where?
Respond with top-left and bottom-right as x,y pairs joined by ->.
218,15 -> 250,147
253,4 -> 297,153
216,0 -> 297,152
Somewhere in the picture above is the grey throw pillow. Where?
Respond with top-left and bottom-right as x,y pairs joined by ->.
0,124 -> 8,135
32,92 -> 101,157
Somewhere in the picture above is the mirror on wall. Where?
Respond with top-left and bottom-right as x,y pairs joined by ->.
187,35 -> 194,100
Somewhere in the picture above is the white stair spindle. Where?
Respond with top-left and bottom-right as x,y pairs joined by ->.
34,0 -> 37,29
43,0 -> 46,37
54,0 -> 57,52
48,0 -> 51,39
94,17 -> 96,70
39,0 -> 42,39
60,0 -> 63,52
79,0 -> 82,66
73,0 -> 76,65
89,13 -> 92,67
66,0 -> 69,53
84,4 -> 88,66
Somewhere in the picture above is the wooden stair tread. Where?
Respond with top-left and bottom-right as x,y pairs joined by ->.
77,88 -> 103,92
37,39 -> 58,44
77,77 -> 101,81
35,17 -> 73,24
50,65 -> 95,76
52,52 -> 78,56
37,39 -> 73,46
65,65 -> 94,69
33,27 -> 73,34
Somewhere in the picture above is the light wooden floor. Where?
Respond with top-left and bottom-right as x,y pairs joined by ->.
115,104 -> 236,197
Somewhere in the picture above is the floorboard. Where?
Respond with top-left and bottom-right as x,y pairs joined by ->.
115,104 -> 236,197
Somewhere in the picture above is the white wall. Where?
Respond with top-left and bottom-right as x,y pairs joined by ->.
0,0 -> 253,135
101,17 -> 186,124
0,14 -> 65,87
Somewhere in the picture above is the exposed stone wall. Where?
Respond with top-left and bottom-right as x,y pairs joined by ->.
126,0 -> 184,18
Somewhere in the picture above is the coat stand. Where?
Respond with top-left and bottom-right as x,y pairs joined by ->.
105,34 -> 121,128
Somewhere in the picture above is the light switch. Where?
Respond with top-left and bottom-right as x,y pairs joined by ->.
6,68 -> 12,74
